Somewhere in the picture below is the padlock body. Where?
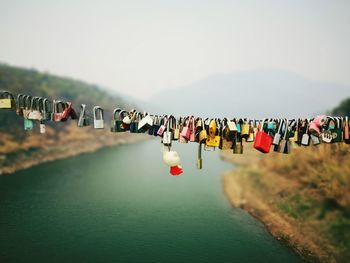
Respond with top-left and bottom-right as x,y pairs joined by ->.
253,131 -> 272,153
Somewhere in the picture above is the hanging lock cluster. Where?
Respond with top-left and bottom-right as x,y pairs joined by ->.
1,91 -> 350,176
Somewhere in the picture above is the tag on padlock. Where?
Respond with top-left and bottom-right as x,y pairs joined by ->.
321,131 -> 333,143
310,134 -> 321,145
39,122 -> 46,134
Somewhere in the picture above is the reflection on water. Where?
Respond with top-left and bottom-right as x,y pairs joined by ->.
0,140 -> 303,263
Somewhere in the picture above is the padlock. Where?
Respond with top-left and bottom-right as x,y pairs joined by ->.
171,117 -> 180,140
276,119 -> 291,154
331,117 -> 343,143
162,116 -> 172,146
272,119 -> 284,146
233,133 -> 243,154
78,104 -> 90,127
40,98 -> 52,121
62,102 -> 77,121
309,115 -> 327,135
148,115 -> 157,135
189,117 -> 196,142
219,118 -> 233,150
198,118 -> 208,143
300,119 -> 310,146
16,93 -> 25,116
290,119 -> 299,143
344,116 -> 350,144
246,120 -> 255,142
205,119 -> 220,148
309,117 -> 323,145
157,116 -> 168,136
267,119 -> 275,132
138,113 -> 153,133
241,118 -> 250,139
195,117 -> 203,141
119,110 -> 130,131
130,112 -> 142,133
180,116 -> 191,141
320,117 -> 334,143
27,97 -> 43,120
22,95 -> 32,118
253,119 -> 272,153
53,100 -> 67,122
301,120 -> 310,146
235,119 -> 241,134
93,106 -> 104,129
122,111 -> 132,126
152,115 -> 161,136
0,91 -> 15,109
111,108 -> 124,132
120,110 -> 131,131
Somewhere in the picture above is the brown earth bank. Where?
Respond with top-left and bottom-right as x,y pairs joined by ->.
221,143 -> 350,263
0,121 -> 148,175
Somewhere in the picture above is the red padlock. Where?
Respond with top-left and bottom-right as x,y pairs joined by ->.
61,102 -> 77,121
253,119 -> 272,153
53,100 -> 66,122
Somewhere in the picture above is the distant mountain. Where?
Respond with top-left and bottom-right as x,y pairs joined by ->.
149,69 -> 350,118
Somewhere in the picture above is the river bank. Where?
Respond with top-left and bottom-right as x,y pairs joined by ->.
0,122 -> 147,175
221,144 -> 350,263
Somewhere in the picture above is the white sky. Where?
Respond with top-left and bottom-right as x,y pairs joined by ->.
0,0 -> 349,99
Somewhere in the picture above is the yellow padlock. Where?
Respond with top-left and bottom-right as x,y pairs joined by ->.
206,119 -> 220,147
241,119 -> 250,136
0,91 -> 15,109
291,119 -> 299,142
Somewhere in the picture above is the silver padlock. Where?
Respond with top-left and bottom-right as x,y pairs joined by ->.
27,97 -> 43,120
41,98 -> 52,121
93,106 -> 104,129
162,116 -> 173,146
272,119 -> 283,146
310,134 -> 321,145
277,119 -> 291,154
78,104 -> 90,127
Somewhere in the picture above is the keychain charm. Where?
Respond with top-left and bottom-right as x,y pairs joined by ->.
162,148 -> 183,176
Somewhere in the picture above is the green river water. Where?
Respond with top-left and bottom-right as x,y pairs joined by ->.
0,140 -> 303,263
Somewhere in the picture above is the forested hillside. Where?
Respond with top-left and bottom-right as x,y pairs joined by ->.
0,64 -> 143,174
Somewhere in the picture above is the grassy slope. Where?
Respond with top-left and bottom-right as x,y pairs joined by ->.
222,143 -> 350,263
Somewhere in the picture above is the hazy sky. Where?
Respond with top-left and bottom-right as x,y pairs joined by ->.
0,0 -> 349,99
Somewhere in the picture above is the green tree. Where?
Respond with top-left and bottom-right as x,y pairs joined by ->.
332,98 -> 350,116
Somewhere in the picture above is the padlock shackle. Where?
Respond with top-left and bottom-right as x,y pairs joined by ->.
0,90 -> 14,99
168,115 -> 176,129
93,106 -> 104,120
119,110 -> 128,119
282,119 -> 289,140
42,98 -> 51,113
54,100 -> 67,114
24,96 -> 33,109
17,93 -> 26,108
112,108 -> 122,120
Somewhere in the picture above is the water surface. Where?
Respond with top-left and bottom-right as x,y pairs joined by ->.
0,140 -> 303,263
